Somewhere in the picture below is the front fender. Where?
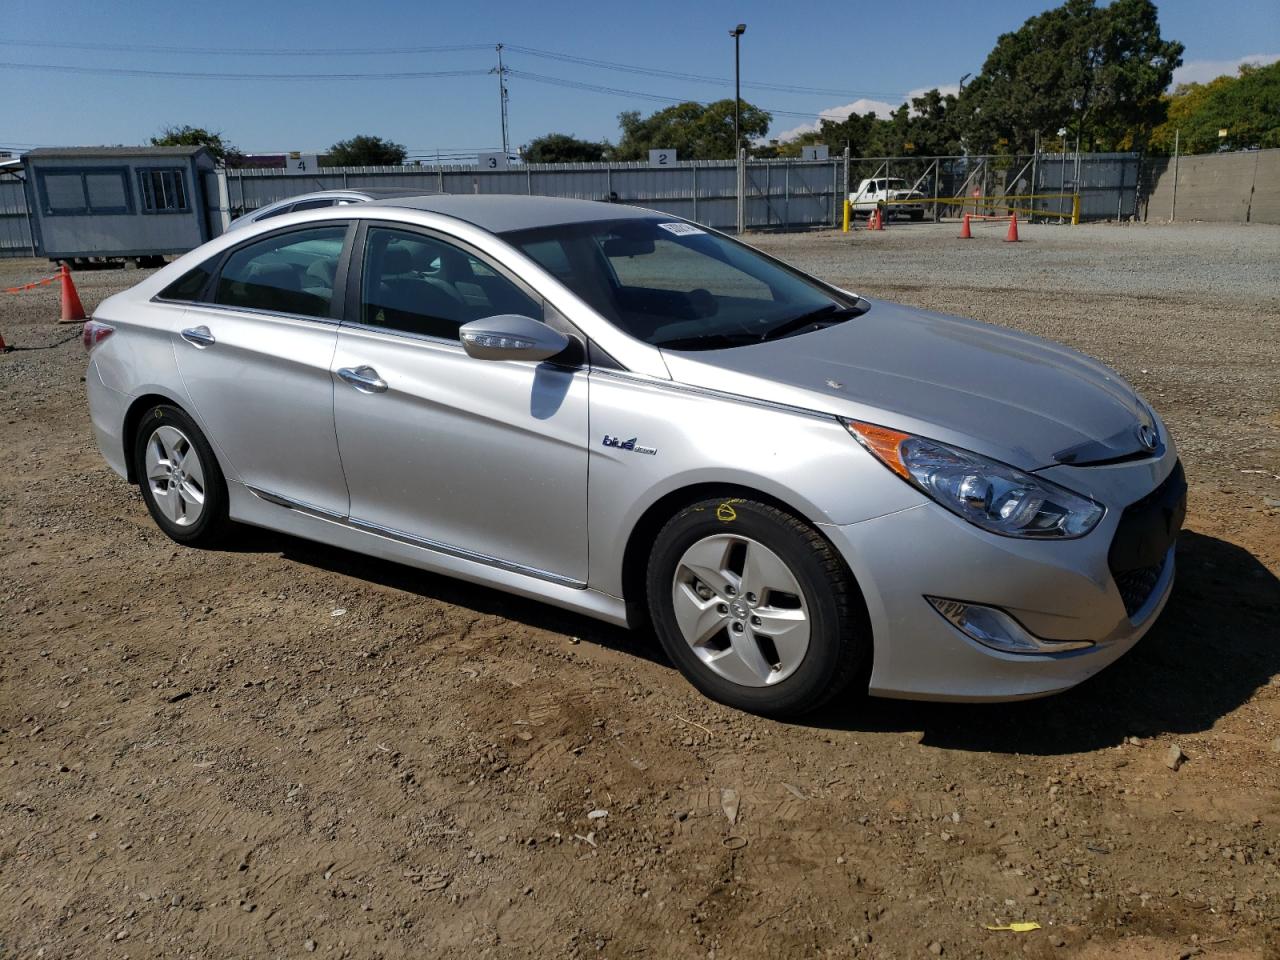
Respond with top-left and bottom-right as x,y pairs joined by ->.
586,371 -> 922,596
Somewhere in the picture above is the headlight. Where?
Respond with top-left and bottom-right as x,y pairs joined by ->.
844,420 -> 1104,539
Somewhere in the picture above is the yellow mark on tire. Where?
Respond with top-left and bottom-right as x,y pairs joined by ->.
716,502 -> 737,522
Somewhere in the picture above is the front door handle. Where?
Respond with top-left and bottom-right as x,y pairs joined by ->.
337,365 -> 388,394
180,325 -> 215,348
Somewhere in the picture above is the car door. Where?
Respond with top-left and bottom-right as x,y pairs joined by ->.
171,222 -> 353,516
330,222 -> 589,584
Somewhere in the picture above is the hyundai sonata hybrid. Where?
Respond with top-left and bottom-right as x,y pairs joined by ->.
83,195 -> 1186,716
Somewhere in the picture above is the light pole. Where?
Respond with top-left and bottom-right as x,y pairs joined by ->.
730,23 -> 746,156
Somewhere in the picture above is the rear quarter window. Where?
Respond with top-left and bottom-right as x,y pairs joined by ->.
158,257 -> 218,302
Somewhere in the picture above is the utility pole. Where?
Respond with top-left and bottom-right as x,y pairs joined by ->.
491,43 -> 510,157
730,24 -> 746,157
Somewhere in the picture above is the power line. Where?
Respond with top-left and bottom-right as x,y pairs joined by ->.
507,70 -> 842,121
0,36 -> 910,101
0,38 -> 493,56
0,61 -> 491,81
505,44 -> 906,100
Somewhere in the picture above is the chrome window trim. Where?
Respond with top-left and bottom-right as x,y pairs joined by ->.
169,299 -> 342,327
336,320 -> 466,351
244,484 -> 586,589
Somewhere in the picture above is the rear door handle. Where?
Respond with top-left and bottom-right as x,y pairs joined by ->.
337,365 -> 388,394
180,325 -> 215,348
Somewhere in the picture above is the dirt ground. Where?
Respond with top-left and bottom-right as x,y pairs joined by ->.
2,222 -> 1278,960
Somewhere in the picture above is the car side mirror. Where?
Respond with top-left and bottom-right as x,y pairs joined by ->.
459,314 -> 570,362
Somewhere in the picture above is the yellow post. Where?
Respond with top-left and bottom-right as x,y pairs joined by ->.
1071,193 -> 1081,225
842,199 -> 851,233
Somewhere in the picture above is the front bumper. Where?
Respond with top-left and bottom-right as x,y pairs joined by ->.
820,453 -> 1182,701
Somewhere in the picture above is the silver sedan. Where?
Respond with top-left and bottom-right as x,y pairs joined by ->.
83,195 -> 1185,716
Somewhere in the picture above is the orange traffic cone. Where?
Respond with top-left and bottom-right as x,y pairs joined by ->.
1005,214 -> 1020,243
58,263 -> 86,323
872,208 -> 884,231
0,330 -> 7,352
959,213 -> 972,239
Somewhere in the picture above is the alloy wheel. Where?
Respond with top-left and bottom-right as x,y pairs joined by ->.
670,533 -> 811,687
143,424 -> 206,527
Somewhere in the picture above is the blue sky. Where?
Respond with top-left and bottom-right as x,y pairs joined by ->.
2,0 -> 1276,156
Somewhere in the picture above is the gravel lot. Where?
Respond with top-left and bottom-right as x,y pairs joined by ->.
1,221 -> 1277,959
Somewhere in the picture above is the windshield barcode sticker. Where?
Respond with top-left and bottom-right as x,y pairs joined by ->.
657,222 -> 705,236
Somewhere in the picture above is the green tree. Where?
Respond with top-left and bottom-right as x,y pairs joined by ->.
1151,62 -> 1280,153
521,133 -> 611,163
957,0 -> 1182,153
322,135 -> 407,167
151,124 -> 242,165
613,100 -> 771,161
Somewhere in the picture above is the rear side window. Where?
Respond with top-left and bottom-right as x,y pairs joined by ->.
213,226 -> 347,318
158,256 -> 218,302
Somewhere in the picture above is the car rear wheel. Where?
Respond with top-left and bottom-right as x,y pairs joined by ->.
646,497 -> 866,717
132,404 -> 231,547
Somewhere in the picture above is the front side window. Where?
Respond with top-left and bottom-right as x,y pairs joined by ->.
358,226 -> 541,341
504,218 -> 861,350
214,225 -> 347,318
138,168 -> 189,213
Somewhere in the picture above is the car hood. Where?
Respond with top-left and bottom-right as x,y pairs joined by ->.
658,299 -> 1154,471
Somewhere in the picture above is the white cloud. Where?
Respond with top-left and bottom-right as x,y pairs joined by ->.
771,83 -> 962,143
773,98 -> 900,142
905,83 -> 960,101
1172,53 -> 1278,86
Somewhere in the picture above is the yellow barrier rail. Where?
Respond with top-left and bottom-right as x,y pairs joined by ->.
876,193 -> 1081,225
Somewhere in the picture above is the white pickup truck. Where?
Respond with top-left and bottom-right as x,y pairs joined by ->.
848,178 -> 928,220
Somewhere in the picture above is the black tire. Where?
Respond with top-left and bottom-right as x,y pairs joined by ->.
910,210 -> 925,222
132,403 -> 232,547
646,497 -> 867,717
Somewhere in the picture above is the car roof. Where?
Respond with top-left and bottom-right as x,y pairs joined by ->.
375,194 -> 659,234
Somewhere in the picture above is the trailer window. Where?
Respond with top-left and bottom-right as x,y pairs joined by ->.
36,167 -> 132,216
138,169 -> 190,214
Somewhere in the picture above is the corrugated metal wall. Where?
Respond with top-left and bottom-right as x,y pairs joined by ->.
0,179 -> 34,257
219,159 -> 845,232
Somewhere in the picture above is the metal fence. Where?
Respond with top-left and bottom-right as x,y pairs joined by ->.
219,158 -> 847,234
845,152 -> 1141,222
1,150 -> 1153,260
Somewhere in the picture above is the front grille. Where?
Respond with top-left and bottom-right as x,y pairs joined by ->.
1115,562 -> 1165,618
1107,460 -> 1186,618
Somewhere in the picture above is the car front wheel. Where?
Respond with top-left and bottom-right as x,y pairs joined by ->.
646,497 -> 867,717
132,404 -> 231,546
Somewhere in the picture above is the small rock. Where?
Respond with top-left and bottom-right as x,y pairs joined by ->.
304,939 -> 316,953
1270,737 -> 1280,754
587,809 -> 608,821
330,608 -> 346,617
928,941 -> 943,955
1165,744 -> 1186,771
568,636 -> 580,644
1052,935 -> 1067,948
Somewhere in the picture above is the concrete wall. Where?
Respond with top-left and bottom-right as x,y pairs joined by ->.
1143,149 -> 1280,224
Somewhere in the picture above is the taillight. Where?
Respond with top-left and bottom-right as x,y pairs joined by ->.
83,319 -> 114,352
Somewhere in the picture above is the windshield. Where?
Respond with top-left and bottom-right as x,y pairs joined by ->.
502,217 -> 863,350
884,179 -> 909,189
